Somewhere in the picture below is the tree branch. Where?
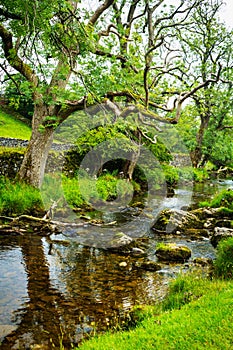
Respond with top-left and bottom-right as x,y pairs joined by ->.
217,125 -> 233,131
94,48 -> 139,73
0,24 -> 38,87
0,7 -> 22,20
180,64 -> 222,104
57,96 -> 87,122
88,0 -> 115,26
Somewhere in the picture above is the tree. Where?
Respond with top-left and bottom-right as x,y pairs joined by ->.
173,0 -> 233,167
0,0 -> 230,187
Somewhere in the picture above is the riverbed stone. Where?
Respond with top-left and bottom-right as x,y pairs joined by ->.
109,232 -> 133,249
210,227 -> 233,248
135,260 -> 161,272
184,228 -> 209,239
155,243 -> 191,262
193,257 -> 213,266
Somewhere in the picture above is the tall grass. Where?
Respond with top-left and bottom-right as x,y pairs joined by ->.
0,177 -> 43,216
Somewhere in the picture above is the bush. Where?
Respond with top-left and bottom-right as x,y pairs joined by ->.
162,164 -> 179,186
214,237 -> 233,279
192,168 -> 209,182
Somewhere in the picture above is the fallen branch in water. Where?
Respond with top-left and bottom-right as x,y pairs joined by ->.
0,214 -> 117,236
0,214 -> 58,236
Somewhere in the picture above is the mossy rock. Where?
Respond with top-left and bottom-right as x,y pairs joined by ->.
193,257 -> 213,267
109,232 -> 133,250
184,228 -> 209,239
151,209 -> 202,234
155,243 -> 191,263
210,227 -> 233,248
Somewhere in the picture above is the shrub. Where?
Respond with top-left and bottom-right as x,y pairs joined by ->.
162,164 -> 179,186
214,237 -> 233,279
192,168 -> 209,182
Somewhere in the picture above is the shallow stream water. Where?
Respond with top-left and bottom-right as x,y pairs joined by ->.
0,179 -> 232,349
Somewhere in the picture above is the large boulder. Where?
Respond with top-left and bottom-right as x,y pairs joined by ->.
210,227 -> 233,248
109,232 -> 133,249
155,243 -> 191,263
151,209 -> 202,234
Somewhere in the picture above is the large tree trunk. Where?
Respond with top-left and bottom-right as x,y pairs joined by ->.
18,105 -> 55,188
190,114 -> 210,168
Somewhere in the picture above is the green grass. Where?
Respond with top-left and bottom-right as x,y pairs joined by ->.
0,177 -> 43,216
0,108 -> 31,139
199,189 -> 233,211
77,275 -> 233,350
214,237 -> 233,279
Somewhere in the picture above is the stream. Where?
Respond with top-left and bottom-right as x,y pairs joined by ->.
0,179 -> 232,349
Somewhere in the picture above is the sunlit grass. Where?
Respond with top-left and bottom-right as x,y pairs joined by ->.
78,275 -> 233,350
0,108 -> 31,139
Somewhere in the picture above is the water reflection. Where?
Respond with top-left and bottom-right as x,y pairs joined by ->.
0,236 -> 167,349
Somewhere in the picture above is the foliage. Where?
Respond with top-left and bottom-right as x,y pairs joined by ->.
1,0 -> 232,186
162,165 -> 179,186
0,177 -> 43,215
4,74 -> 34,119
214,237 -> 233,279
42,172 -> 141,211
192,168 -> 209,182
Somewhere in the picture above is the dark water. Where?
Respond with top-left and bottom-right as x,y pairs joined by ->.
0,179 -> 232,349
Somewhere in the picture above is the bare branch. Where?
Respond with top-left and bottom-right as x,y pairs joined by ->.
217,125 -> 233,131
180,64 -> 222,104
0,63 -> 21,93
88,0 -> 114,26
138,128 -> 158,144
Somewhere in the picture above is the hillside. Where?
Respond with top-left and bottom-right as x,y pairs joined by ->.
0,106 -> 31,140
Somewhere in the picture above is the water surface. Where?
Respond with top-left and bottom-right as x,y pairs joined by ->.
0,179 -> 231,349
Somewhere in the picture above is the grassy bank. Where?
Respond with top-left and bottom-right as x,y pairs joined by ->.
0,177 -> 43,216
0,108 -> 31,139
77,275 -> 233,350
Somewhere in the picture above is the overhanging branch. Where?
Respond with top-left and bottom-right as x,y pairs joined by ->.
0,24 -> 38,87
0,7 -> 22,20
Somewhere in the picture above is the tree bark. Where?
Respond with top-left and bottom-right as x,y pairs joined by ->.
190,114 -> 210,168
17,105 -> 55,187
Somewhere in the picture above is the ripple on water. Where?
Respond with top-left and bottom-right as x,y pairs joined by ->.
0,247 -> 28,326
